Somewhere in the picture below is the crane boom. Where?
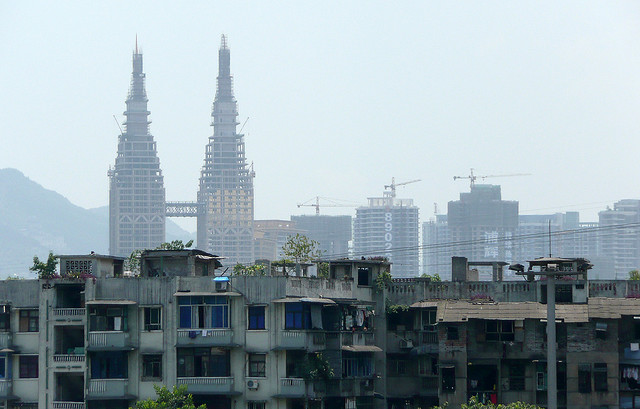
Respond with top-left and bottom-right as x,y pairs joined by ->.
296,196 -> 359,215
384,177 -> 422,198
453,168 -> 531,189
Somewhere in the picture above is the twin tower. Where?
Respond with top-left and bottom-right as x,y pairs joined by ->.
108,35 -> 255,265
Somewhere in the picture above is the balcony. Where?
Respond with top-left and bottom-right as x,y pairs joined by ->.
176,329 -> 234,347
53,402 -> 85,409
87,379 -> 129,399
53,309 -> 85,322
87,331 -> 133,350
0,332 -> 11,350
0,380 -> 12,399
177,377 -> 234,395
276,330 -> 326,351
341,331 -> 375,346
53,354 -> 86,371
278,378 -> 305,397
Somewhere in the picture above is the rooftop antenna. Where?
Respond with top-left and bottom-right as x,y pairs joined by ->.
112,115 -> 124,135
135,34 -> 138,54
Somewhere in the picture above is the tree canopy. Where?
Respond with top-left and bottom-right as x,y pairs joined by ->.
281,233 -> 322,264
29,251 -> 58,279
434,396 -> 543,409
630,270 -> 640,280
129,385 -> 205,409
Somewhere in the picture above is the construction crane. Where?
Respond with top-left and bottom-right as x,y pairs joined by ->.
453,168 -> 531,189
384,177 -> 421,198
297,196 -> 359,215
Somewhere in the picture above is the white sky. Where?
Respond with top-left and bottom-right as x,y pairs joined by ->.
2,1 -> 640,232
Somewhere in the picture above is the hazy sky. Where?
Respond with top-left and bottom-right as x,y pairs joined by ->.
2,1 -> 640,232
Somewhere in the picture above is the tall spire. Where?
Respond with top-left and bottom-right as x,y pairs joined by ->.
215,34 -> 233,102
125,39 -> 149,137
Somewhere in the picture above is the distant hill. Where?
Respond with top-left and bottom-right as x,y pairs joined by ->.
0,168 -> 194,277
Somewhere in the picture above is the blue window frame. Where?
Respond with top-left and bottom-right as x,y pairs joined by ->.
177,296 -> 229,329
285,303 -> 311,330
248,306 -> 265,330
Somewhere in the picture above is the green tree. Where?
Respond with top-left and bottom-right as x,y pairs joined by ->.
317,262 -> 329,279
281,234 -> 322,264
130,385 -> 205,409
156,240 -> 194,250
29,251 -> 58,279
420,272 -> 442,282
433,396 -> 543,409
630,270 -> 640,280
232,263 -> 267,276
374,268 -> 393,293
125,249 -> 144,276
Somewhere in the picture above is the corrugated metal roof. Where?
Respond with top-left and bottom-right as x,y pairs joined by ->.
341,345 -> 382,352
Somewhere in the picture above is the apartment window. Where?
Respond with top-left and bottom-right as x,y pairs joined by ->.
19,310 -> 39,332
357,267 -> 371,286
178,296 -> 229,329
177,348 -> 230,378
578,363 -> 592,393
447,325 -> 459,341
248,402 -> 266,409
144,307 -> 161,331
0,306 -> 10,331
285,303 -> 311,330
421,309 -> 437,331
142,354 -> 162,380
485,320 -> 514,342
248,306 -> 265,330
594,363 -> 607,391
388,356 -> 409,376
342,352 -> 374,378
90,351 -> 128,379
442,367 -> 455,392
19,355 -> 38,378
248,353 -> 266,377
509,363 -> 526,391
89,306 -> 127,331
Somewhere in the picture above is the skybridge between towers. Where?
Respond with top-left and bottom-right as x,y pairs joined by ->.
165,201 -> 201,217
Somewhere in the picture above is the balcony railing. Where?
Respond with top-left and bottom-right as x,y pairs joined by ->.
176,329 -> 234,346
87,379 -> 128,398
53,308 -> 85,321
177,377 -> 234,394
341,331 -> 375,346
87,331 -> 132,350
54,354 -> 85,363
280,378 -> 305,397
0,380 -> 11,398
276,330 -> 326,351
53,402 -> 85,409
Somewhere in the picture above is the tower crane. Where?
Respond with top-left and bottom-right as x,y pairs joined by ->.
453,168 -> 531,189
297,196 -> 360,215
384,177 -> 421,198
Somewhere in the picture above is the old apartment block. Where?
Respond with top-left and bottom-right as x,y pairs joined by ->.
3,252 -> 640,409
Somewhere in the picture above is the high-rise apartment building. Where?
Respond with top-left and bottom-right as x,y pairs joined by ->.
109,44 -> 165,257
354,193 -> 419,277
599,199 -> 640,278
197,36 -> 255,265
290,215 -> 352,258
446,184 -> 518,276
422,214 -> 450,277
253,220 -> 305,261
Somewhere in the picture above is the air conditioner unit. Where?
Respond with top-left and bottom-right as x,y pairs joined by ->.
399,339 -> 413,349
215,281 -> 228,292
247,380 -> 259,390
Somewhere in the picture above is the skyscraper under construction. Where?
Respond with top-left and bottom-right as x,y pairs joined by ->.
109,43 -> 166,257
197,35 -> 255,265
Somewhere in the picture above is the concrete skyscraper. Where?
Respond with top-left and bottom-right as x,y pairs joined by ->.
354,189 -> 419,277
109,43 -> 166,257
197,35 -> 255,265
599,199 -> 640,278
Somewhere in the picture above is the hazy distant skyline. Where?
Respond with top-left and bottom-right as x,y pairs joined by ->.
2,1 -> 640,232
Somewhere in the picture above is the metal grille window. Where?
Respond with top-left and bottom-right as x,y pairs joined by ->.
144,307 -> 161,331
485,320 -> 514,342
19,355 -> 38,378
19,310 -> 38,332
509,363 -> 526,391
248,353 -> 266,377
578,363 -> 592,393
343,353 -> 374,378
142,354 -> 162,380
248,403 -> 266,409
594,363 -> 607,391
178,296 -> 229,329
421,309 -> 437,331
